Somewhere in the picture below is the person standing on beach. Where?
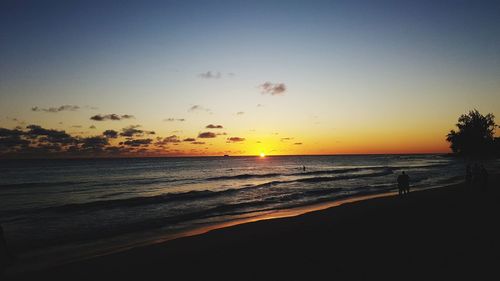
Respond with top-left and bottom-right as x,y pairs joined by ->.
397,171 -> 410,196
403,172 -> 410,194
397,171 -> 406,196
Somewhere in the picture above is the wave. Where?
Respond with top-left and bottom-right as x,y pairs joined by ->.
253,169 -> 394,188
0,176 -> 183,191
0,180 -> 89,190
206,172 -> 281,181
3,165 -> 446,218
203,163 -> 447,182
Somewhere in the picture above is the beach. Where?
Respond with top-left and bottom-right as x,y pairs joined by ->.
9,173 -> 499,280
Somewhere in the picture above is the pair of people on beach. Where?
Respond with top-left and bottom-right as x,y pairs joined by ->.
397,171 -> 410,196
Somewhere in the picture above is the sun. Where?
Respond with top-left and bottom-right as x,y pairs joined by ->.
259,152 -> 266,158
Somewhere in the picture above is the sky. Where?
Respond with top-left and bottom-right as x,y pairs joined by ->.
1,0 -> 499,157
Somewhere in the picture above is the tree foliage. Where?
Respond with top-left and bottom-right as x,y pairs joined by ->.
446,109 -> 497,159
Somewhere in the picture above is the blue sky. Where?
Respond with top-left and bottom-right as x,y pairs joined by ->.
1,0 -> 499,156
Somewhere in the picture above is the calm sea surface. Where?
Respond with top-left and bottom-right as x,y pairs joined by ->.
0,155 -> 469,267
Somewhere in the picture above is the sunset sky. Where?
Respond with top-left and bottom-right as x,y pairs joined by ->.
1,0 -> 499,157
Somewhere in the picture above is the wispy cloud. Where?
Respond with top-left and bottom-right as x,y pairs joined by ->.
227,137 -> 245,142
206,124 -> 223,129
155,135 -> 181,146
121,139 -> 152,147
32,105 -> 80,113
164,118 -> 186,122
259,82 -> 286,95
90,114 -> 135,121
198,71 -> 221,79
236,111 -> 244,115
293,142 -> 303,145
188,105 -> 211,113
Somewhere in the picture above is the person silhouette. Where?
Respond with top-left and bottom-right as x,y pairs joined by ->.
397,171 -> 405,196
397,171 -> 410,196
403,172 -> 410,194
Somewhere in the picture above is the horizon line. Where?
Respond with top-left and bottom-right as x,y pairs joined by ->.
0,151 -> 451,160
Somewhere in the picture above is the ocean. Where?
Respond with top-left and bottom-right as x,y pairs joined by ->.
0,154 -> 467,269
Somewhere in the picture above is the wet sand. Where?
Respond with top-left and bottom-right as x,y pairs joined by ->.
10,174 -> 500,280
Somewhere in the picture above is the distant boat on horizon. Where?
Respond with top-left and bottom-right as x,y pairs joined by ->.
223,154 -> 229,157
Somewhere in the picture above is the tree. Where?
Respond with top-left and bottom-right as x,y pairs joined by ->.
446,109 -> 496,159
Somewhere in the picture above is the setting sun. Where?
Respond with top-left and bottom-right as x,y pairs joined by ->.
260,152 -> 266,158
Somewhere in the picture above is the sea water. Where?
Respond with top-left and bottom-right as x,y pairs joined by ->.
0,154 -> 467,268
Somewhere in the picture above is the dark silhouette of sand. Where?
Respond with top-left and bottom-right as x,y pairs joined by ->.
10,174 -> 500,280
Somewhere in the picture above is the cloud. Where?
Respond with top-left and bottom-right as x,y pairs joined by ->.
117,125 -> 154,137
257,104 -> 264,107
259,82 -> 286,95
155,135 -> 181,146
102,130 -> 119,138
89,125 -> 96,129
71,125 -> 82,128
188,105 -> 211,113
236,111 -> 244,115
0,128 -> 29,150
206,124 -> 223,129
80,136 -> 109,152
183,138 -> 196,142
198,132 -> 216,138
90,114 -> 135,121
0,125 -> 162,157
280,137 -> 293,142
122,139 -> 152,147
293,142 -> 303,145
227,137 -> 245,142
26,125 -> 78,145
32,105 -> 80,113
164,118 -> 186,122
163,135 -> 181,143
191,141 -> 205,145
120,125 -> 143,137
198,71 -> 221,79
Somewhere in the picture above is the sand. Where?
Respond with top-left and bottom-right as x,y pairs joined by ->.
9,174 -> 500,281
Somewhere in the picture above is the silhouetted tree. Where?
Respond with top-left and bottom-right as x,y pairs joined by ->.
446,109 -> 497,159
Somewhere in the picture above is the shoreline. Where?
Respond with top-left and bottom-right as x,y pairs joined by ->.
6,188 -> 405,275
5,177 -> 464,276
9,175 -> 497,280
